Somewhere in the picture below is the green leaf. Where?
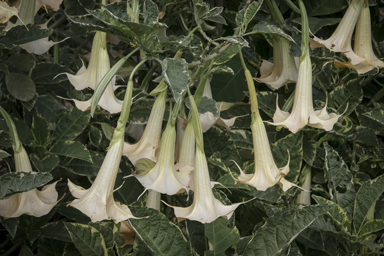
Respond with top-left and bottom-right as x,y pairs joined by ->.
50,140 -> 92,162
64,0 -> 95,15
8,53 -> 35,72
271,131 -> 303,182
244,0 -> 263,29
323,143 -> 356,216
115,161 -> 144,205
202,7 -> 227,25
56,203 -> 91,223
89,222 -> 115,249
194,2 -> 210,21
34,95 -> 67,124
0,24 -> 52,49
53,108 -> 91,142
358,220 -> 384,237
213,45 -> 239,66
0,172 -> 53,199
204,218 -> 240,256
256,91 -> 279,118
229,129 -> 253,151
5,73 -> 36,102
30,154 -> 59,172
211,56 -> 255,102
89,125 -> 102,147
30,63 -> 70,84
204,126 -> 242,172
162,58 -> 190,102
361,103 -> 384,126
249,21 -> 295,43
304,0 -> 349,16
0,149 -> 11,158
353,174 -> 384,234
186,220 -> 207,255
0,217 -> 19,238
243,205 -> 334,256
129,207 -> 192,256
293,17 -> 341,34
65,151 -> 104,176
221,36 -> 249,47
210,66 -> 234,75
32,113 -> 49,146
329,78 -> 362,117
64,222 -> 108,256
38,238 -> 66,256
185,96 -> 219,117
144,0 -> 159,24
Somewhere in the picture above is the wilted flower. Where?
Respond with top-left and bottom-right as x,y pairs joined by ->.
269,5 -> 342,134
123,90 -> 166,164
0,107 -> 59,218
199,78 -> 241,132
4,0 -> 66,55
68,131 -> 136,222
132,122 -> 193,195
62,31 -> 123,114
334,3 -> 384,73
255,37 -> 298,90
234,112 -> 294,191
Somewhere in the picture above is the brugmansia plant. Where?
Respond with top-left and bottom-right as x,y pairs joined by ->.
1,0 -> 384,255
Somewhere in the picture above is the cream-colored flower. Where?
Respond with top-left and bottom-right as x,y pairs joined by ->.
269,49 -> 341,133
296,165 -> 311,209
4,0 -> 66,55
178,121 -> 196,189
166,146 -> 243,224
199,79 -> 240,132
62,31 -> 123,114
255,37 -> 298,90
123,90 -> 166,164
132,122 -> 193,195
334,3 -> 384,73
68,134 -> 136,222
310,0 -> 377,74
0,2 -> 20,24
234,112 -> 294,191
0,146 -> 58,218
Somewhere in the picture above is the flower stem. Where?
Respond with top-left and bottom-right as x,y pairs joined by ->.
0,106 -> 21,152
298,0 -> 309,62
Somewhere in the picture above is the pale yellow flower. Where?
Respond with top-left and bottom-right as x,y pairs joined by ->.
0,2 -> 20,24
0,147 -> 59,218
63,31 -> 123,114
132,123 -> 193,195
123,90 -> 166,164
68,134 -> 136,222
255,37 -> 298,90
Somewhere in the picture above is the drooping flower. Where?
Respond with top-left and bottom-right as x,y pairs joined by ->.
4,0 -> 66,55
234,112 -> 294,191
177,121 -> 196,189
123,90 -> 166,164
310,0 -> 377,74
62,31 -> 123,114
132,122 -> 193,195
0,107 -> 59,218
296,165 -> 311,209
255,37 -> 298,90
67,80 -> 137,222
199,78 -> 241,132
269,2 -> 342,134
334,2 -> 384,73
0,2 -> 20,24
165,94 -> 244,224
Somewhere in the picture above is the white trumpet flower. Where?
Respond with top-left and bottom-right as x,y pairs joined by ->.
334,3 -> 384,73
0,2 -> 20,24
132,123 -> 193,196
4,0 -> 66,55
62,31 -> 123,114
269,9 -> 342,133
166,146 -> 243,224
178,121 -> 196,189
310,0 -> 377,74
296,165 -> 311,209
123,90 -> 166,165
0,107 -> 59,218
199,79 -> 240,132
255,37 -> 298,90
234,112 -> 294,191
68,127 -> 136,222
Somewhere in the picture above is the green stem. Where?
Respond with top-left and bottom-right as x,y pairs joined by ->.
0,106 -> 21,152
266,0 -> 285,25
298,0 -> 309,62
140,64 -> 158,92
282,0 -> 301,14
189,43 -> 231,68
238,45 -> 258,117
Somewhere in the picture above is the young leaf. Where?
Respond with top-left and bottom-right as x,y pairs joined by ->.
162,58 -> 190,102
244,0 -> 263,30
